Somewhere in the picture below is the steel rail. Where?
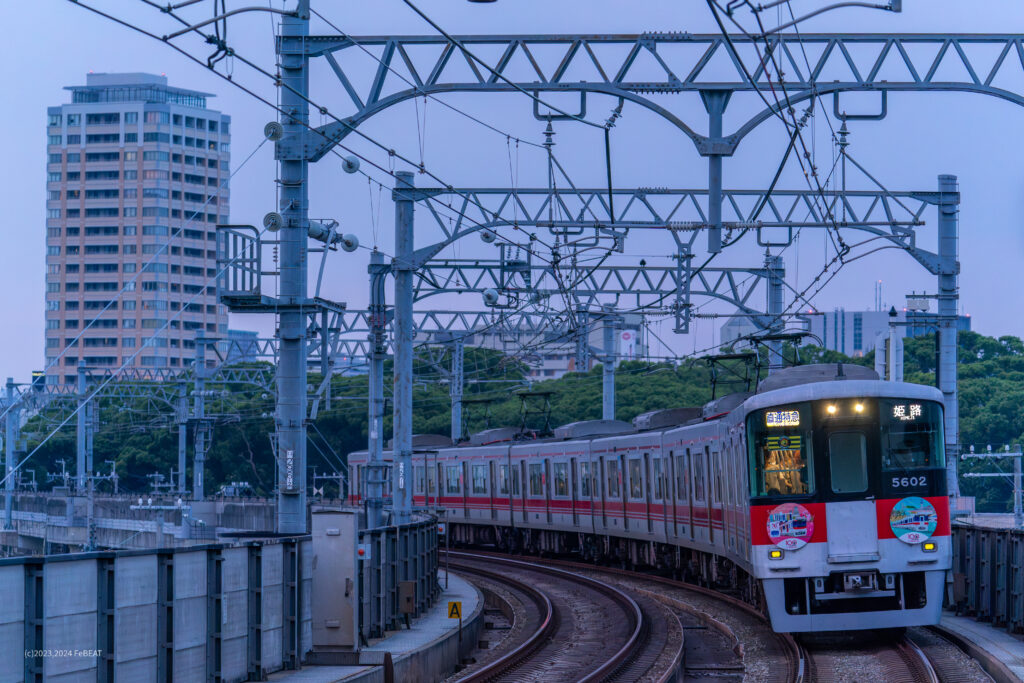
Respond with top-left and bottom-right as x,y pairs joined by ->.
450,548 -> 806,682
446,559 -> 556,683
446,551 -> 646,682
896,636 -> 941,683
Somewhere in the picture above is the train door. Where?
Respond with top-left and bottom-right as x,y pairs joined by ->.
622,456 -> 630,532
707,446 -> 716,543
691,447 -> 707,542
570,457 -> 579,526
544,458 -> 553,524
599,457 -> 608,528
722,443 -> 733,552
643,453 -> 654,533
488,460 -> 497,520
652,453 -> 667,538
686,448 -> 697,541
667,450 -> 678,536
519,460 -> 528,523
461,462 -> 469,518
506,451 -> 516,527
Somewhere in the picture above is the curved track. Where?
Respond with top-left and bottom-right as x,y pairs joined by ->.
448,550 -> 798,682
447,552 -> 647,683
446,550 -> 994,683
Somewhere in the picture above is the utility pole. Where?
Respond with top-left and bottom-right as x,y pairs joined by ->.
765,254 -> 785,374
937,174 -> 961,499
4,378 -> 17,530
193,338 -> 210,501
274,0 -> 311,534
574,308 -> 590,374
392,170 -> 416,523
176,381 -> 188,496
76,361 -> 88,492
366,250 -> 387,528
450,338 -> 464,443
601,309 -> 617,421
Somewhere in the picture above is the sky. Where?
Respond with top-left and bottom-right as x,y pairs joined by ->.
2,0 -> 1023,383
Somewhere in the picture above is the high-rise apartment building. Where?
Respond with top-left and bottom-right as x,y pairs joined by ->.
45,73 -> 230,382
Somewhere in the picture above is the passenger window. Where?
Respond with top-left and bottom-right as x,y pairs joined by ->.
693,451 -> 706,502
553,462 -> 569,497
652,458 -> 663,500
829,432 -> 868,493
511,466 -> 521,496
472,465 -> 487,494
580,462 -> 591,498
414,466 -> 424,494
675,452 -> 687,501
445,465 -> 460,494
528,463 -> 544,496
498,465 -> 509,495
606,459 -> 621,498
628,458 -> 643,499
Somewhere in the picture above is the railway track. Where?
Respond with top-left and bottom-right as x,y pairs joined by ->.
446,550 -> 790,682
444,552 -> 661,682
443,550 -> 996,683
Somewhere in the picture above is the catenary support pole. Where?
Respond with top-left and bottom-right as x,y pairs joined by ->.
366,250 -> 388,528
766,254 -> 785,374
193,338 -> 208,500
602,310 -> 617,421
450,338 -> 464,443
275,0 -> 311,533
701,91 -> 732,254
4,378 -> 16,530
176,381 -> 188,495
392,171 -> 416,523
76,361 -> 87,492
574,308 -> 590,373
937,174 -> 960,499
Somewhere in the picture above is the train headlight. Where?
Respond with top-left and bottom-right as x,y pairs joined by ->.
854,402 -> 865,413
922,541 -> 937,552
826,404 -> 837,415
769,548 -> 784,560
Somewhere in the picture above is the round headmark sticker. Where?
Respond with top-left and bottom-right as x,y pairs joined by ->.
766,502 -> 814,550
889,496 -> 938,544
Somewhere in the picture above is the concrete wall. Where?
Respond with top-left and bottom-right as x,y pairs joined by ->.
0,537 -> 312,683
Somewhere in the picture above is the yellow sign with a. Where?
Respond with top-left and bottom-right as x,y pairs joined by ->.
447,601 -> 462,619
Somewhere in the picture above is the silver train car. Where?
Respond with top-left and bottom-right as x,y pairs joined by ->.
348,364 -> 952,632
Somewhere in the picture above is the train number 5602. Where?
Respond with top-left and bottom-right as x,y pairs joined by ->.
891,476 -> 926,488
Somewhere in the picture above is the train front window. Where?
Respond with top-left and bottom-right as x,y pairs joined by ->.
748,402 -> 814,498
880,399 -> 944,470
829,432 -> 868,493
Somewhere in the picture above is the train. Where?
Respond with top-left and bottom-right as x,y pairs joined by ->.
348,363 -> 952,633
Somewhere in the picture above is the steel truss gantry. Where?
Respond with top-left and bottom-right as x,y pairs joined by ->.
306,32 -> 1024,155
248,10 -> 1010,524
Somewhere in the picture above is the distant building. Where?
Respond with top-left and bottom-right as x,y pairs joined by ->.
45,73 -> 231,382
720,308 -> 972,358
806,308 -> 971,357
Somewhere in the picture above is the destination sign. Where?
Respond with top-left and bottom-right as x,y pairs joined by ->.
766,410 -> 800,428
892,404 -> 923,421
